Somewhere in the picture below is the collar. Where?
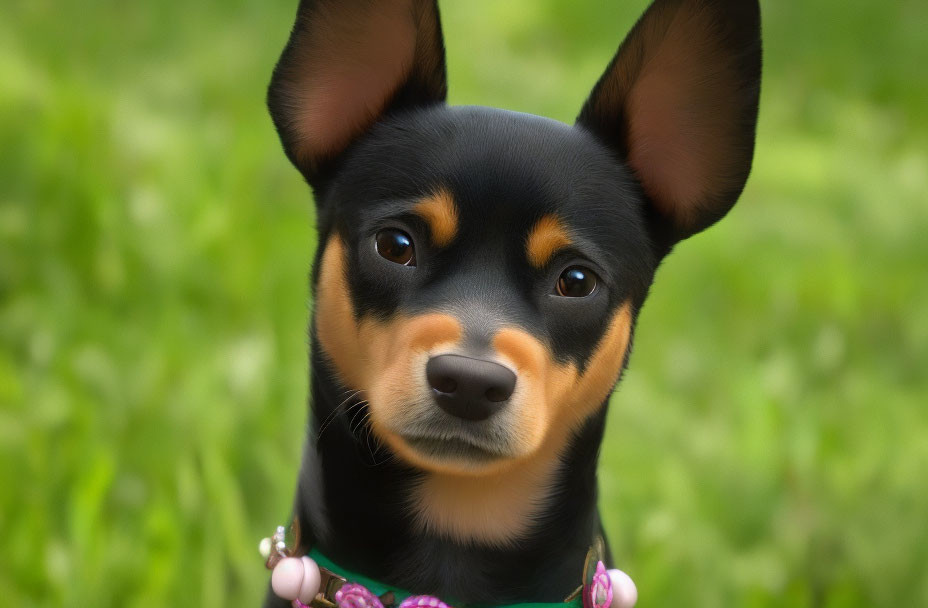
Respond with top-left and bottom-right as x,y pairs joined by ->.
308,547 -> 583,608
262,524 -> 620,608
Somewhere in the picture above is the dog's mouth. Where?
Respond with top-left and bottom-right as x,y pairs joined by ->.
400,433 -> 509,463
368,398 -> 528,473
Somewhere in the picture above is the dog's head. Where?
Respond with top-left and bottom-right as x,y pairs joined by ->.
268,0 -> 761,477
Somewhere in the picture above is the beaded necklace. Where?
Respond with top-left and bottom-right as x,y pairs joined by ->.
259,523 -> 637,608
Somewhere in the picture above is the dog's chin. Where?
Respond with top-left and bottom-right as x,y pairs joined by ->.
404,433 -> 506,461
366,392 -> 542,475
395,434 -> 514,474
373,422 -> 524,475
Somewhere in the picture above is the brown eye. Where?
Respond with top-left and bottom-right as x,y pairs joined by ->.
375,229 -> 416,266
556,266 -> 597,297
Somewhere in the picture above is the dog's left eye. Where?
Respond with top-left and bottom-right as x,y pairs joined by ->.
556,266 -> 597,297
375,229 -> 416,266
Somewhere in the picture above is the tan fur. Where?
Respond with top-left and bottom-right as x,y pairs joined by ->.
315,236 -> 366,389
526,215 -> 573,268
410,440 -> 564,547
413,189 -> 459,247
315,236 -> 462,391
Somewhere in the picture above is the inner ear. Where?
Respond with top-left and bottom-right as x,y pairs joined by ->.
268,0 -> 447,183
577,0 -> 761,244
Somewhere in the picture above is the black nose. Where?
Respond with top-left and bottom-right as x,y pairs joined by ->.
425,354 -> 516,421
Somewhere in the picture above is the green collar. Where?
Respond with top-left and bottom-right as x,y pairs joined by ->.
309,548 -> 584,608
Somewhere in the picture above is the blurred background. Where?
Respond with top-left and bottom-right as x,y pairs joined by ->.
2,0 -> 926,605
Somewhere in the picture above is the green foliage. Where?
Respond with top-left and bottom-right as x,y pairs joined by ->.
1,0 -> 926,605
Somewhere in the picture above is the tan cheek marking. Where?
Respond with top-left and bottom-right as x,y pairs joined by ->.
494,301 -> 633,427
491,329 -> 566,454
564,301 -> 634,421
363,313 -> 461,378
525,214 -> 573,268
315,236 -> 365,388
362,313 -> 463,469
366,313 -> 461,426
411,302 -> 633,546
413,188 -> 458,247
315,235 -> 462,392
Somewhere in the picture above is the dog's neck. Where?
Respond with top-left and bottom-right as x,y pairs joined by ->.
292,349 -> 610,604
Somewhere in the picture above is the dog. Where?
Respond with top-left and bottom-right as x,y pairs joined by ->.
263,0 -> 761,605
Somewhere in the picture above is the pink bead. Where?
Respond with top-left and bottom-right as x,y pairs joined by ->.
607,569 -> 637,608
297,556 -> 322,604
590,562 -> 613,608
271,557 -> 305,601
336,583 -> 385,608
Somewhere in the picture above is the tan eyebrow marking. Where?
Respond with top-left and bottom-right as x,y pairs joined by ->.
413,188 -> 458,247
526,214 -> 573,268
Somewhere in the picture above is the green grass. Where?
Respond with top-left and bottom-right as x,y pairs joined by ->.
1,0 -> 926,605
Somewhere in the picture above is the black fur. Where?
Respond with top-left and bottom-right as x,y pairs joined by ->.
263,1 -> 761,605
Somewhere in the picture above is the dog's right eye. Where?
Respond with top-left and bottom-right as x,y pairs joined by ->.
556,266 -> 597,297
375,229 -> 416,266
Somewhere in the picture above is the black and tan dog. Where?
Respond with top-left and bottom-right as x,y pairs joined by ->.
264,0 -> 761,605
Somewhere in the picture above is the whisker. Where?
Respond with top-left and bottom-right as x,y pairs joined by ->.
307,358 -> 356,403
316,389 -> 362,440
359,412 -> 394,467
347,400 -> 369,434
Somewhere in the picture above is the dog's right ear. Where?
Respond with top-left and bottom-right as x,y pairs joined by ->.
268,0 -> 447,187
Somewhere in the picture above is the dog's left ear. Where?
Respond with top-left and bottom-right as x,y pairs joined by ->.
577,0 -> 762,250
268,0 -> 447,188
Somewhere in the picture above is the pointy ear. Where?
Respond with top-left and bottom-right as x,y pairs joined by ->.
577,0 -> 762,250
267,0 -> 447,187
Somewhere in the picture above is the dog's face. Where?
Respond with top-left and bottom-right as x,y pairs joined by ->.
313,107 -> 652,474
268,0 -> 761,477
